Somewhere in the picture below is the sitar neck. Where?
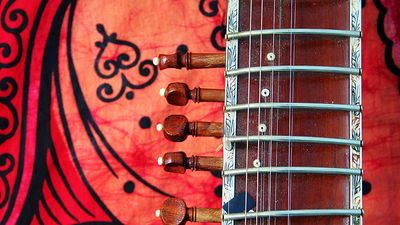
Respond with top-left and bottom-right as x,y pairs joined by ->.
222,0 -> 362,225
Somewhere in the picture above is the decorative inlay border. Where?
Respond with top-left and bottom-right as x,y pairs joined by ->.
350,0 -> 363,225
223,0 -> 238,225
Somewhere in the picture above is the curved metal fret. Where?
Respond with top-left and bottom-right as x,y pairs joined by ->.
225,66 -> 361,77
223,209 -> 363,220
225,102 -> 361,112
222,166 -> 362,176
225,135 -> 362,146
226,28 -> 361,40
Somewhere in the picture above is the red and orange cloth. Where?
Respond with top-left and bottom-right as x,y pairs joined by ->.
0,1 -> 399,224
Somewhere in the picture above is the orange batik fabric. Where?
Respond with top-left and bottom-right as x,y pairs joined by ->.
0,0 -> 399,225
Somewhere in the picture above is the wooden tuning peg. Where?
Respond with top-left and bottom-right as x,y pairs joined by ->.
153,52 -> 225,70
156,198 -> 221,224
157,115 -> 223,142
161,82 -> 224,106
158,151 -> 223,174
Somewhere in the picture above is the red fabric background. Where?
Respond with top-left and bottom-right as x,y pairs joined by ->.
0,0 -> 398,224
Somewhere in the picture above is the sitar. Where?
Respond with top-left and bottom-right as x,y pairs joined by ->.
153,0 -> 362,224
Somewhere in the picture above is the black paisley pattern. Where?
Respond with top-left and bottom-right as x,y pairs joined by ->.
199,0 -> 219,17
198,0 -> 226,51
374,0 -> 400,93
0,76 -> 18,145
94,24 -> 158,102
0,0 -> 28,69
0,153 -> 14,209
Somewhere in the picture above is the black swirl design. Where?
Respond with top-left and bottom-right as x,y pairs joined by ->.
0,77 -> 18,145
0,0 -> 28,69
375,0 -> 400,93
198,0 -> 226,51
0,153 -> 14,209
211,24 -> 226,51
94,24 -> 157,102
199,0 -> 219,17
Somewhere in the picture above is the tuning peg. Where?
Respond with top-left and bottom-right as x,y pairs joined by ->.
161,82 -> 224,106
153,52 -> 225,70
158,151 -> 223,174
157,115 -> 223,142
156,198 -> 221,224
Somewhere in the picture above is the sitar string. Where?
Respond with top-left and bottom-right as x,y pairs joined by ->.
244,0 -> 254,224
255,0 -> 264,223
267,0 -> 278,225
274,1 -> 283,225
287,0 -> 297,224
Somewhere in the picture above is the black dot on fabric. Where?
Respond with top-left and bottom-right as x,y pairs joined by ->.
176,44 -> 188,54
362,180 -> 372,195
211,170 -> 222,178
124,181 -> 135,194
362,0 -> 366,8
214,185 -> 222,198
0,118 -> 9,130
125,91 -> 134,100
0,157 -> 6,166
139,116 -> 151,129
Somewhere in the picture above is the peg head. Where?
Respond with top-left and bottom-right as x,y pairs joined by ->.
161,152 -> 188,174
162,115 -> 189,142
159,198 -> 187,225
157,53 -> 184,70
164,83 -> 191,106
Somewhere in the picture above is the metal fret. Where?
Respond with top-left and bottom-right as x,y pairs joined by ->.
223,209 -> 363,220
226,28 -> 361,40
226,135 -> 362,146
222,167 -> 362,177
225,102 -> 361,112
225,66 -> 361,77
